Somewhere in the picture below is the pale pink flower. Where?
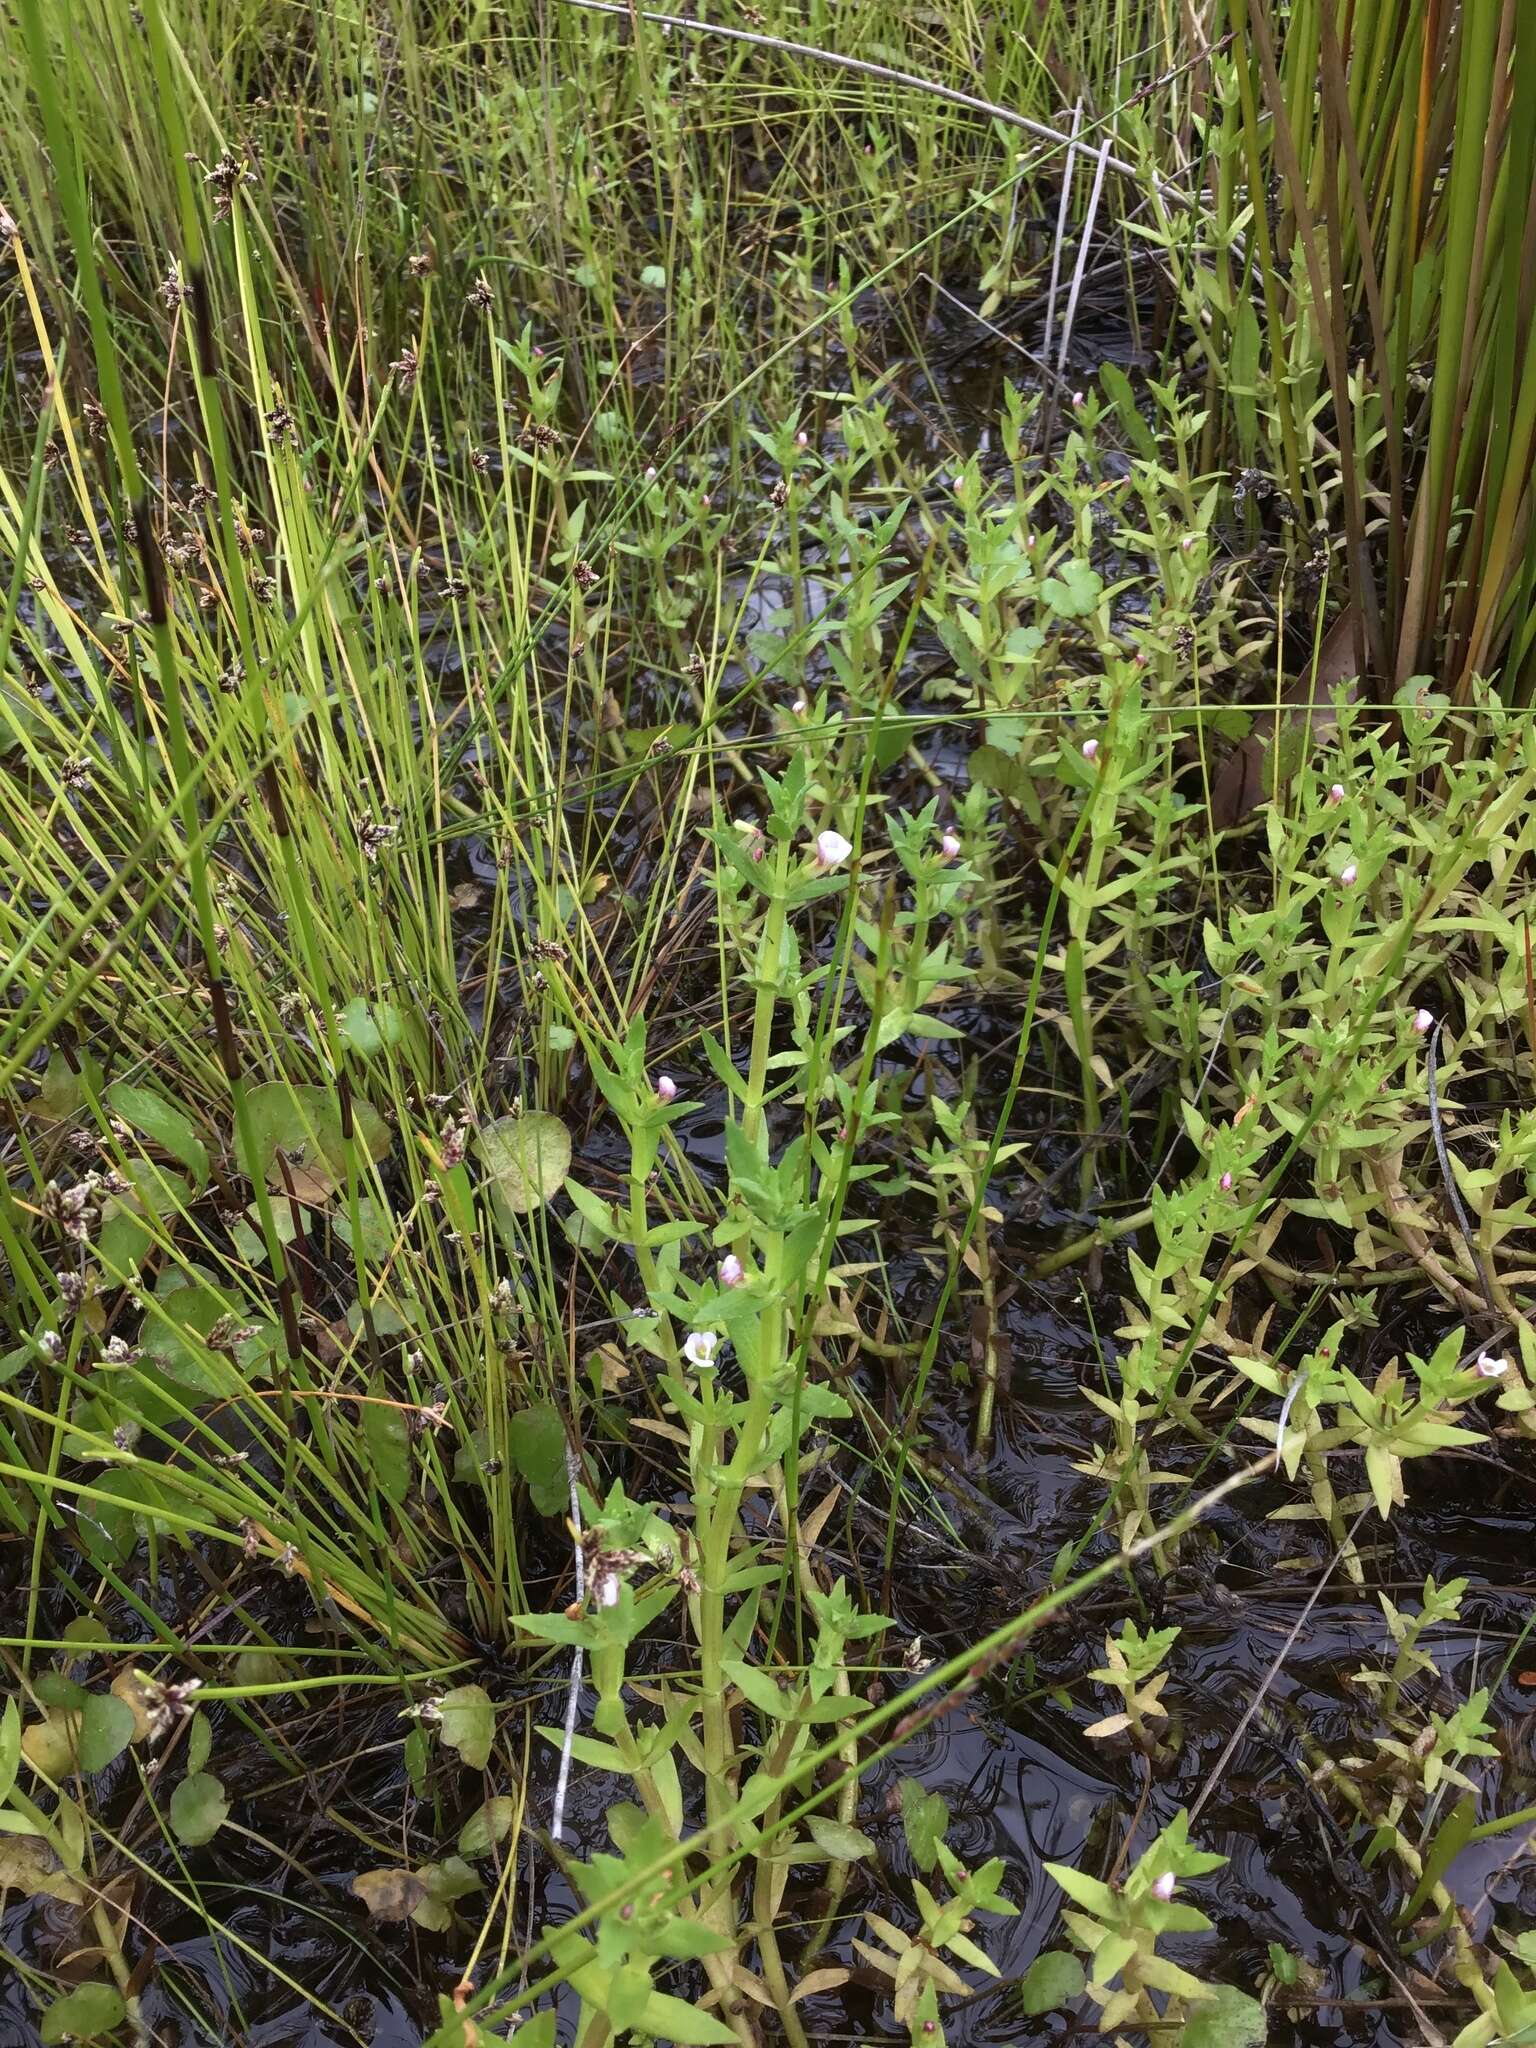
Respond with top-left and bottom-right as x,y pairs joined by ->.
1151,1871 -> 1176,1901
1412,1008 -> 1434,1035
655,1075 -> 678,1104
940,830 -> 962,860
1339,861 -> 1358,886
1474,1353 -> 1509,1379
1220,1172 -> 1233,1192
1327,782 -> 1345,805
719,1254 -> 744,1289
815,829 -> 853,869
1082,738 -> 1100,763
683,1330 -> 719,1370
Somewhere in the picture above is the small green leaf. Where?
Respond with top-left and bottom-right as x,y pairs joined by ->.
637,1990 -> 739,2045
105,1081 -> 210,1187
507,1402 -> 569,1515
1019,1948 -> 1087,2014
186,1709 -> 212,1776
508,2014 -> 558,2048
639,265 -> 667,290
481,1112 -> 572,1213
1040,557 -> 1104,618
337,996 -> 405,1060
438,1684 -> 495,1770
170,1771 -> 229,1845
238,1081 -> 391,1200
458,1797 -> 516,1857
362,1376 -> 412,1507
0,1698 -> 21,1803
1178,1983 -> 1267,2047
900,1777 -> 949,1871
411,1855 -> 481,1931
805,1815 -> 874,1861
610,1962 -> 653,2034
40,1982 -> 126,2043
75,1693 -> 136,1775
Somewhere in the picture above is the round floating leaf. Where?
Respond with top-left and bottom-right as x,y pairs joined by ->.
804,1815 -> 875,1861
337,996 -> 404,1060
507,1402 -> 570,1515
437,1684 -> 494,1770
76,1693 -> 136,1774
0,1836 -> 84,1904
352,1867 -> 427,1921
104,1081 -> 210,1188
458,1796 -> 516,1858
410,1855 -> 481,1931
40,1982 -> 126,2044
480,1112 -> 571,1214
238,1081 -> 391,1203
96,1163 -> 191,1277
1019,1948 -> 1087,2015
110,1669 -> 156,1745
21,1709 -> 81,1779
169,1770 -> 229,1846
141,1268 -> 244,1395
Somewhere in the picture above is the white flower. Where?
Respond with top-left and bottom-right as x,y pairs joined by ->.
1081,738 -> 1099,763
1339,861 -> 1358,886
1151,1871 -> 1176,1901
683,1330 -> 720,1370
815,829 -> 853,869
1071,389 -> 1085,407
1474,1352 -> 1509,1379
718,1254 -> 744,1288
655,1074 -> 678,1103
791,693 -> 808,715
1412,1008 -> 1434,1035
644,465 -> 658,482
940,830 -> 961,860
796,429 -> 809,448
594,1567 -> 621,1610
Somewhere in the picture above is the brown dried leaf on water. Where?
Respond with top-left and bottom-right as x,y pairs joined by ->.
0,1837 -> 85,1905
789,1967 -> 853,2004
21,1709 -> 81,1779
1210,603 -> 1365,829
352,1867 -> 428,1921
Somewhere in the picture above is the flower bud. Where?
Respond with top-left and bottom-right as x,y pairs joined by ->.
1412,1008 -> 1434,1035
719,1254 -> 744,1288
655,1075 -> 678,1103
1082,738 -> 1100,763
